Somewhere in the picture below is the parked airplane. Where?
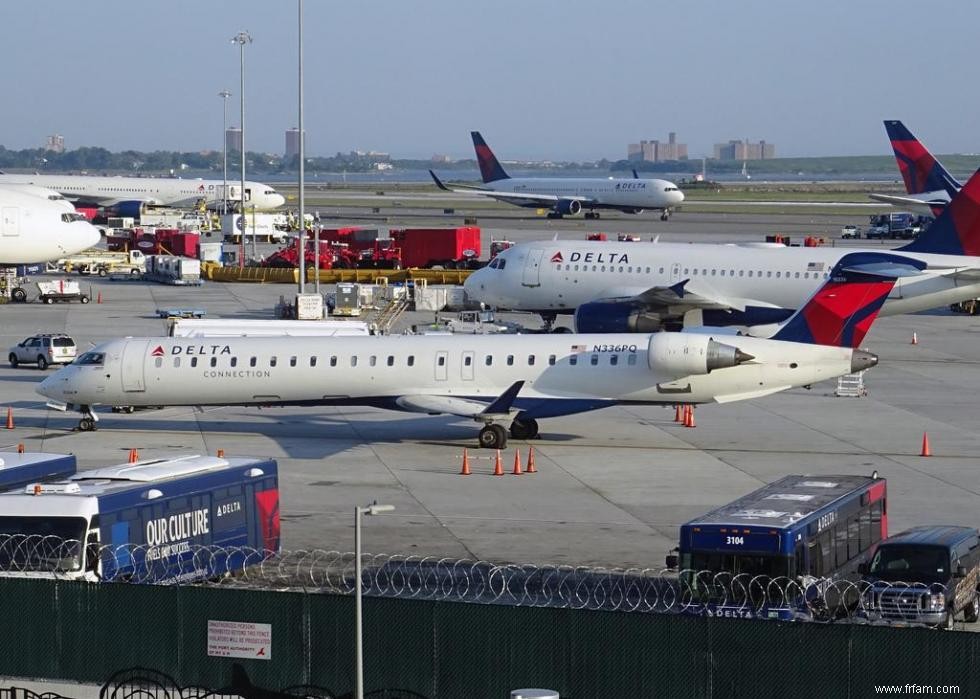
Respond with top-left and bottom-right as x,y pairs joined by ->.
430,132 -> 684,220
1,184 -> 75,212
37,252 -> 911,447
0,188 -> 101,263
0,173 -> 285,216
465,168 -> 980,333
868,120 -> 960,217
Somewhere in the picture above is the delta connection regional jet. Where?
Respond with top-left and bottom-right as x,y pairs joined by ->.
38,252 -> 916,448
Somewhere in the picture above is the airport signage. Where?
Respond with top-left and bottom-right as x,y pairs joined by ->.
207,620 -> 272,660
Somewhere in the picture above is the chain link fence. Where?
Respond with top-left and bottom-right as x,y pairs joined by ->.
0,535 -> 961,626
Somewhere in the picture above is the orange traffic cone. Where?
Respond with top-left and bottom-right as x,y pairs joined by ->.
128,448 -> 139,463
684,405 -> 696,428
5,407 -> 13,430
674,404 -> 683,422
97,291 -> 102,304
17,443 -> 24,454
920,432 -> 931,457
525,446 -> 537,474
911,332 -> 918,345
492,450 -> 504,476
459,448 -> 471,475
512,450 -> 523,475
216,448 -> 225,458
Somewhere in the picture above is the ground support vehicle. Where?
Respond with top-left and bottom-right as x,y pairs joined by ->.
57,249 -> 146,277
35,280 -> 89,304
8,333 -> 77,369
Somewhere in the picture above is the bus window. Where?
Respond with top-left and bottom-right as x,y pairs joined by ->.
794,543 -> 805,577
808,539 -> 823,577
871,501 -> 883,543
835,524 -> 848,568
848,515 -> 860,559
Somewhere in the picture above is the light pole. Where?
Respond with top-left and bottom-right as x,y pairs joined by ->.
297,0 -> 306,295
230,30 -> 253,260
354,501 -> 394,699
218,90 -> 232,216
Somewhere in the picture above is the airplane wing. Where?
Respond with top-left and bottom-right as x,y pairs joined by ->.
428,170 -> 594,207
597,280 -> 775,313
868,193 -> 947,216
394,381 -> 525,420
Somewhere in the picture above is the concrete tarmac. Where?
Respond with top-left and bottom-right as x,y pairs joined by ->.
1,210 -> 978,571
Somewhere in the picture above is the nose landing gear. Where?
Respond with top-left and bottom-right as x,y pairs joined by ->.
78,406 -> 98,432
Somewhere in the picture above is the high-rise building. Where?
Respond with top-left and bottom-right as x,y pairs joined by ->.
713,139 -> 776,160
285,128 -> 304,159
226,126 -> 242,153
44,134 -> 65,153
627,132 -> 688,162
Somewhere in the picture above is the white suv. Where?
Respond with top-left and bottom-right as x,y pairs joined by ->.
8,334 -> 77,369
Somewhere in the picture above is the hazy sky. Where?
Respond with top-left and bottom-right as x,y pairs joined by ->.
3,1 -> 978,161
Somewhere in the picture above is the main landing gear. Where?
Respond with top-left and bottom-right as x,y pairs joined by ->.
546,212 -> 564,219
509,417 -> 539,440
78,406 -> 98,432
477,416 -> 540,449
584,211 -> 601,220
660,209 -> 672,221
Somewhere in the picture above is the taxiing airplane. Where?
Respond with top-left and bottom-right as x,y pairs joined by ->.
465,167 -> 980,333
0,173 -> 285,216
0,188 -> 101,263
37,252 -> 910,448
430,132 -> 684,220
868,120 -> 960,217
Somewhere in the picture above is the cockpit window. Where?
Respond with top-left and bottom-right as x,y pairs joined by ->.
264,190 -> 277,195
61,212 -> 88,223
74,352 -> 105,366
664,186 -> 679,192
488,258 -> 506,270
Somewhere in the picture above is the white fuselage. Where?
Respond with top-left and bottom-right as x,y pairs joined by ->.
491,177 -> 684,211
0,189 -> 101,263
38,334 -> 858,423
0,174 -> 285,210
465,240 -> 980,319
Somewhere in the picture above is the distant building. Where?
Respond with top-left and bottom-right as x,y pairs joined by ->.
226,126 -> 242,153
285,128 -> 305,159
44,134 -> 65,153
713,139 -> 775,160
627,132 -> 688,162
431,154 -> 452,164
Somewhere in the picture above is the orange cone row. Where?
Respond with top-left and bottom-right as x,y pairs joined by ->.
460,447 -> 538,476
128,448 -> 139,463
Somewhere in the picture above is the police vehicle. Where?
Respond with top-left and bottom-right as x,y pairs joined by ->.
0,454 -> 279,582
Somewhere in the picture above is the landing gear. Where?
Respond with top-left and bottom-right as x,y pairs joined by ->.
660,212 -> 670,221
478,424 -> 508,449
78,406 -> 98,432
546,212 -> 564,219
540,312 -> 557,332
584,211 -> 601,220
509,417 -> 539,440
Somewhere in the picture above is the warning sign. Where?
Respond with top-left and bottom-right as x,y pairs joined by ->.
207,620 -> 272,660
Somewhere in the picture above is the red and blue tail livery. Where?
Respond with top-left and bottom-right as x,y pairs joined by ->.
884,120 -> 961,199
772,252 -> 926,347
471,131 -> 510,183
899,168 -> 980,257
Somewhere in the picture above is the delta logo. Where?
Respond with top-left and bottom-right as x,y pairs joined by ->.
151,345 -> 166,357
550,251 -> 564,263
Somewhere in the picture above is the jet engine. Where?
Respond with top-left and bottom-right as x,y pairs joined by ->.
554,199 -> 582,216
574,302 -> 665,333
104,200 -> 148,218
647,332 -> 754,377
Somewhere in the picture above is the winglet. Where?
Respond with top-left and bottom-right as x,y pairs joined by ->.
898,168 -> 980,256
770,252 -> 925,348
429,169 -> 450,191
668,279 -> 689,298
632,169 -> 640,180
481,380 -> 525,415
471,131 -> 510,183
883,120 -> 960,197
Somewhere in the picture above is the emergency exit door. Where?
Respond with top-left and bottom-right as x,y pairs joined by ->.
121,339 -> 152,392
1,207 -> 19,237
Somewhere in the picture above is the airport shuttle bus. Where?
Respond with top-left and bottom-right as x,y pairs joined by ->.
670,473 -> 886,619
0,455 -> 280,583
0,452 -> 76,491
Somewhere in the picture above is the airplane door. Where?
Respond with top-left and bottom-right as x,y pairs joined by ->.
669,263 -> 682,282
461,351 -> 475,381
522,248 -> 544,287
1,207 -> 19,237
435,351 -> 448,381
120,339 -> 152,392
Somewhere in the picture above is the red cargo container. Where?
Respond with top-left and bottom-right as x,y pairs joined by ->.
392,227 -> 481,268
75,207 -> 99,221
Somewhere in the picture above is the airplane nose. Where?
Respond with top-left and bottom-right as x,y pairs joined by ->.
272,194 -> 286,208
37,372 -> 62,400
673,190 -> 686,204
850,349 -> 878,373
463,269 -> 487,299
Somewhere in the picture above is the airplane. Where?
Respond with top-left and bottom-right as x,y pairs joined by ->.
0,184 -> 75,212
868,120 -> 961,217
429,132 -> 685,220
0,172 -> 286,216
464,167 -> 980,333
36,251 -> 913,448
0,188 -> 101,263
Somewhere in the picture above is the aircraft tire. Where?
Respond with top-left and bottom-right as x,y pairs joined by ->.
11,288 -> 27,303
479,424 -> 507,450
510,417 -> 539,440
79,417 -> 96,432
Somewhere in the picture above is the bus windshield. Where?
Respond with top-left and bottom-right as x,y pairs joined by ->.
0,516 -> 88,572
868,545 -> 950,583
686,552 -> 793,578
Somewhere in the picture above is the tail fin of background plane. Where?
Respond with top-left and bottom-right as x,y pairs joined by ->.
884,120 -> 961,197
899,168 -> 980,256
771,252 -> 925,347
471,132 -> 510,183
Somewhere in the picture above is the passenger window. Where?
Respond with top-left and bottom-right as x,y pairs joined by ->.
464,355 -> 472,366
627,354 -> 637,366
794,272 -> 800,279
230,357 -> 237,367
767,271 -> 772,278
387,355 -> 395,366
569,355 -> 578,366
506,355 -> 514,366
848,516 -> 860,559
369,355 -> 377,367
270,356 -> 278,367
808,540 -> 823,577
835,524 -> 848,567
191,357 -> 198,368
330,356 -> 337,367
871,502 -> 883,543
590,354 -> 599,366
610,354 -> 618,366
210,357 -> 217,368
407,355 -> 414,367
486,355 -> 493,366
819,531 -> 833,575
748,271 -> 753,277
173,357 -> 181,367
310,356 -> 317,367
548,354 -> 556,366
249,357 -> 256,367
528,355 -> 535,366
861,509 -> 871,551
437,356 -> 445,366
290,356 -> 297,367
776,271 -> 781,278
155,357 -> 163,368
351,356 -> 358,367
658,267 -> 664,274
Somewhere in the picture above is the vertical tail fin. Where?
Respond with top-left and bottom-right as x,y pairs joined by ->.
899,168 -> 980,256
770,252 -> 925,347
884,120 -> 961,197
471,131 -> 510,183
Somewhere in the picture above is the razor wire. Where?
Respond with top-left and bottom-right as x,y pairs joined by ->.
0,535 -> 956,625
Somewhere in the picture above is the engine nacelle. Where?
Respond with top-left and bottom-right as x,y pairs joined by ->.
575,302 -> 664,333
647,332 -> 754,377
105,200 -> 147,218
554,199 -> 582,216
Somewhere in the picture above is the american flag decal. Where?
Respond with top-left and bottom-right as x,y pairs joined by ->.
807,262 -> 825,271
570,344 -> 587,352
